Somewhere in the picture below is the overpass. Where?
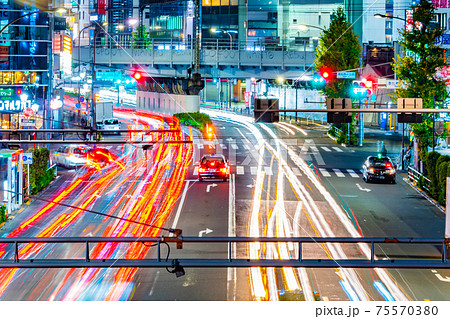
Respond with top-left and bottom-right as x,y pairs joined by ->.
74,37 -> 316,79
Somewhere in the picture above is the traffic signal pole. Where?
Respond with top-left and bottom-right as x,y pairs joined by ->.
359,98 -> 364,147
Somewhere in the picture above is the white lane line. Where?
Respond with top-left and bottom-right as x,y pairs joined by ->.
347,169 -> 359,178
333,169 -> 345,177
148,271 -> 160,296
227,174 -> 237,301
311,146 -> 319,152
332,147 -> 343,152
243,143 -> 250,150
193,167 -> 198,176
319,168 -> 331,177
321,147 -> 332,152
250,166 -> 257,175
236,166 -> 244,175
170,181 -> 190,235
264,167 -> 273,176
221,144 -> 227,149
231,144 -> 238,150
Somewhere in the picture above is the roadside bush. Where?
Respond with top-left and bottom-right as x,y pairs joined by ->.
328,126 -> 337,137
0,204 -> 6,223
425,151 -> 441,198
173,112 -> 212,131
437,161 -> 449,205
25,147 -> 55,195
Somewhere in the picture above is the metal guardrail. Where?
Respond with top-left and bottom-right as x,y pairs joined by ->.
0,236 -> 448,269
47,163 -> 57,178
407,166 -> 431,192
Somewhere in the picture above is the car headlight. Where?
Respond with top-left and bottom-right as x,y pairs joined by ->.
368,168 -> 374,174
388,169 -> 395,174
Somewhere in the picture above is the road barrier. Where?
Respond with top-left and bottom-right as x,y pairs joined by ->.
0,236 -> 448,269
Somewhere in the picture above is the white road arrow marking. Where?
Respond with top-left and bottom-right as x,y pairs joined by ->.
199,228 -> 213,237
206,183 -> 218,192
432,270 -> 450,282
356,183 -> 371,192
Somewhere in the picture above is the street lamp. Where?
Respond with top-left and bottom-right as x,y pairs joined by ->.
91,22 -> 109,129
211,28 -> 233,50
77,21 -> 107,122
374,13 -> 406,22
0,7 -> 67,35
298,24 -> 325,32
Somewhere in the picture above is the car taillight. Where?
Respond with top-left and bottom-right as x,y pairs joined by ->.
220,168 -> 227,173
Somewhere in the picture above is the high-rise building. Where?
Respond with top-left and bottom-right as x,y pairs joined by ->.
0,0 -> 49,129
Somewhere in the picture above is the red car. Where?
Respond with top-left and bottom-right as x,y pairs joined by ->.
86,148 -> 123,169
198,154 -> 230,182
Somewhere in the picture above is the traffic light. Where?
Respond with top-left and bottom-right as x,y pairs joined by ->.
312,74 -> 325,88
397,98 -> 423,123
319,67 -> 334,82
16,88 -> 22,95
352,82 -> 367,98
361,78 -> 373,96
131,71 -> 144,83
326,98 -> 352,123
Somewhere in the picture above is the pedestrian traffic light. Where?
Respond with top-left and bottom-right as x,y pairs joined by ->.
362,78 -> 373,96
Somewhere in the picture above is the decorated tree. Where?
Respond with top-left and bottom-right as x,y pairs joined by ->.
314,7 -> 362,145
132,25 -> 151,49
392,0 -> 448,159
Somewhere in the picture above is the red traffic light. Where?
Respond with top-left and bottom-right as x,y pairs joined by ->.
363,79 -> 373,88
16,88 -> 22,95
132,72 -> 142,81
319,67 -> 334,82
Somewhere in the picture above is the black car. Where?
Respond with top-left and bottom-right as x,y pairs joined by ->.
198,154 -> 230,181
362,155 -> 396,183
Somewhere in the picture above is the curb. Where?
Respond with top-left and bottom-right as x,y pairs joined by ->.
402,176 -> 445,214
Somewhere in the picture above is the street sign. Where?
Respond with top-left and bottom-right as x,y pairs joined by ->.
386,80 -> 399,88
336,71 -> 356,79
79,96 -> 85,103
23,153 -> 33,165
76,102 -> 81,109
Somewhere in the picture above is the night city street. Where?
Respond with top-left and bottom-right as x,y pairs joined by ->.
1,0 -> 450,318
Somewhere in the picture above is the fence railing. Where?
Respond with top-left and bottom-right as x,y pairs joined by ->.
0,236 -> 448,269
407,166 -> 431,192
85,34 -> 318,53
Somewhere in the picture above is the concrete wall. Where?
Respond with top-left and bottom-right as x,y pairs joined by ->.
136,91 -> 200,115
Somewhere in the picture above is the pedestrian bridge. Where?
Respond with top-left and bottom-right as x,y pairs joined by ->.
75,37 -> 316,79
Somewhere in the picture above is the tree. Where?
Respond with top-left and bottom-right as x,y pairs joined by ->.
132,25 -> 151,49
314,7 -> 362,145
392,0 -> 448,158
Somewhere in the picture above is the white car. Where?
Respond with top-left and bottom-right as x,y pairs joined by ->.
99,118 -> 121,135
52,145 -> 91,168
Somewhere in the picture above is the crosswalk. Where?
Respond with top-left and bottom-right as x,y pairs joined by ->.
192,165 -> 363,178
192,142 -> 349,153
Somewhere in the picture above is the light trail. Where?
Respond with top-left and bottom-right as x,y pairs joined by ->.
0,109 -> 193,300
